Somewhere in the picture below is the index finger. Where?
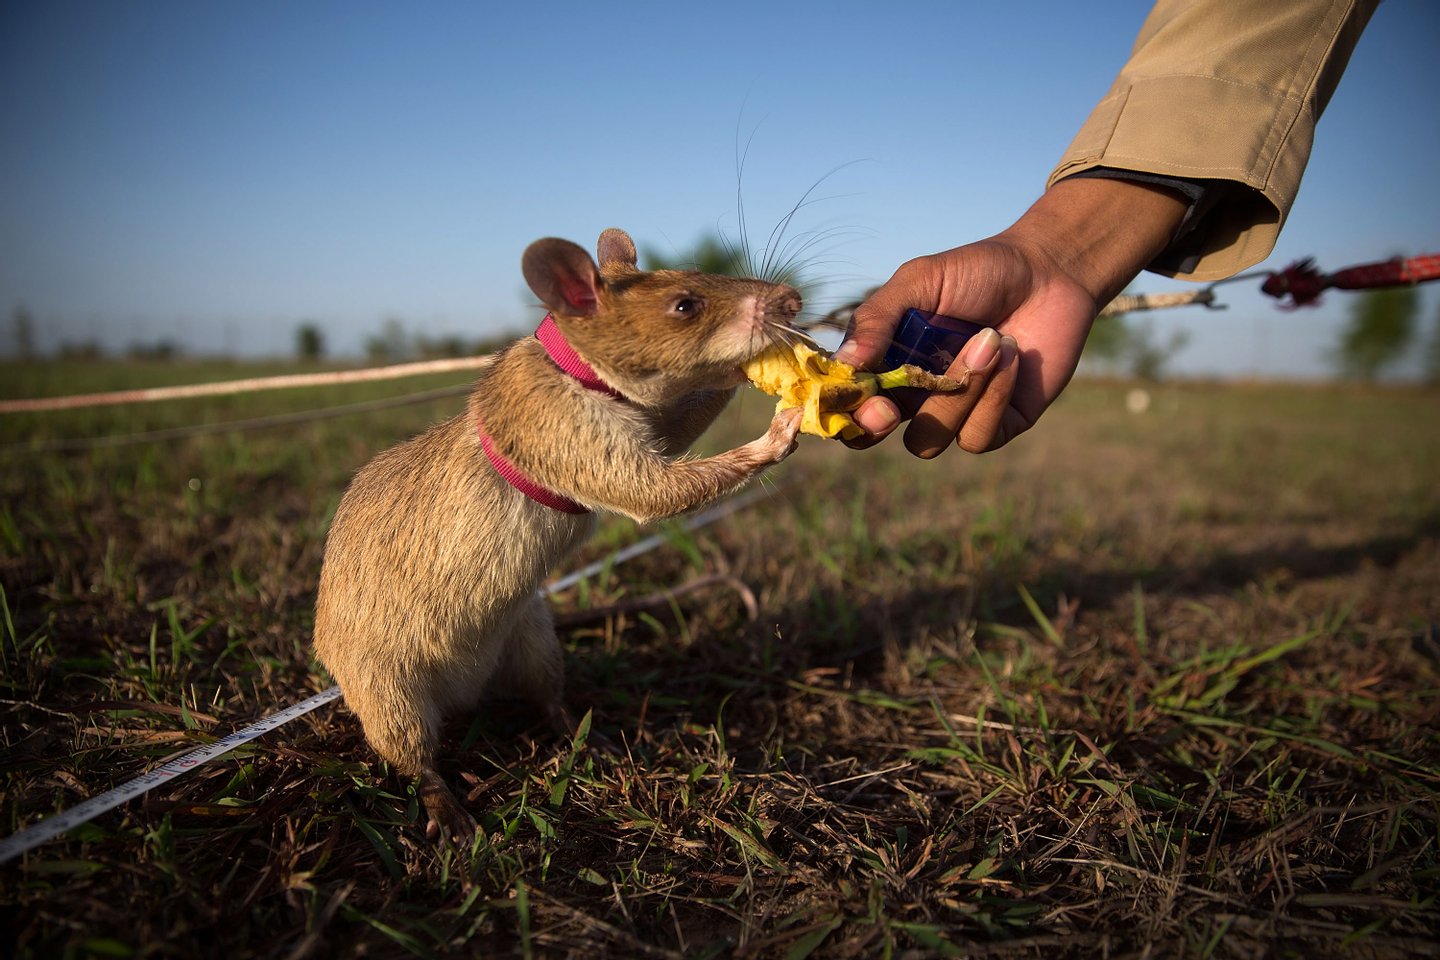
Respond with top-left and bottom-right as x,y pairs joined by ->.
835,264 -> 937,369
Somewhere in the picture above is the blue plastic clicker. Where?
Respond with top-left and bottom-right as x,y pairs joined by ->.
881,308 -> 988,376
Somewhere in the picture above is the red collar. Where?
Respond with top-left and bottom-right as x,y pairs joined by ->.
477,315 -> 622,514
476,420 -> 590,514
534,314 -> 624,399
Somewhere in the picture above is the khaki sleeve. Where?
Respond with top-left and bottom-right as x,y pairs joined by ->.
1048,0 -> 1377,280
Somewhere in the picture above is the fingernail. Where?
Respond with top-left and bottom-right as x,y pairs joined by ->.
997,335 -> 1018,369
855,400 -> 899,435
962,328 -> 1001,369
833,341 -> 860,366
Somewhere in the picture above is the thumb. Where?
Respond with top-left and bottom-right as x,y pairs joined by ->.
835,272 -> 926,370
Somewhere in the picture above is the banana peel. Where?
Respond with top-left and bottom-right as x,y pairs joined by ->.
743,341 -> 969,440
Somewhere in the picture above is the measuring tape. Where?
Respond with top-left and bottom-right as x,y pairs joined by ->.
0,487 -> 774,865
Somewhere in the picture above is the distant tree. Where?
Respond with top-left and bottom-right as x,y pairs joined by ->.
12,303 -> 35,358
477,331 -> 518,353
642,234 -> 746,276
127,340 -> 179,361
411,333 -> 463,358
367,323 -> 521,362
295,322 -> 325,361
1424,304 -> 1440,386
415,336 -> 446,358
1332,285 -> 1419,382
641,230 -> 823,314
1125,318 -> 1190,382
1082,301 -> 1189,381
365,316 -> 411,362
1082,313 -> 1133,371
58,340 -> 104,360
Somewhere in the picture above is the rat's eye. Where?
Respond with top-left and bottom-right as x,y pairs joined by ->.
669,295 -> 705,319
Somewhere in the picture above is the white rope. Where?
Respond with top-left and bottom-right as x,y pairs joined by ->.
1,384 -> 473,455
0,354 -> 496,414
1097,289 -> 1217,317
0,688 -> 343,864
0,484 -> 777,863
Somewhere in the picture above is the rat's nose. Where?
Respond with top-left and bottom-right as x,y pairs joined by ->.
774,289 -> 803,319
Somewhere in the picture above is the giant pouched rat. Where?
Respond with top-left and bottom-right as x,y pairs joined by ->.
313,227 -> 804,842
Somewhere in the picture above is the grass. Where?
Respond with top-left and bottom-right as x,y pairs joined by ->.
2,359 -> 1438,958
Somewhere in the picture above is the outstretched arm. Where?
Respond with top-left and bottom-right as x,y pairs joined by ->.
836,176 -> 1188,456
838,0 -> 1377,458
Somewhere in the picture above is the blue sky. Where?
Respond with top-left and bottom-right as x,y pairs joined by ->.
2,0 -> 1437,378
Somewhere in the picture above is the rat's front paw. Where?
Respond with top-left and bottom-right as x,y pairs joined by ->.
760,407 -> 803,463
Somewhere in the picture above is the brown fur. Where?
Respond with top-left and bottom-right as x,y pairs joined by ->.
313,228 -> 802,842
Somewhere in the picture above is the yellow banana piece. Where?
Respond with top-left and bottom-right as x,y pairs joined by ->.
743,341 -> 969,440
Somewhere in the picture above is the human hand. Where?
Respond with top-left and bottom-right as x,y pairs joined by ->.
836,177 -> 1189,457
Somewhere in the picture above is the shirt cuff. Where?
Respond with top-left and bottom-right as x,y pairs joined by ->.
1060,166 -> 1217,276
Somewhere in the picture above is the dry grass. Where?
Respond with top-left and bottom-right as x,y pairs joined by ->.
2,362 -> 1438,958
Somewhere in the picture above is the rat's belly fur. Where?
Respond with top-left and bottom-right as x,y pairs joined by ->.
313,411 -> 594,773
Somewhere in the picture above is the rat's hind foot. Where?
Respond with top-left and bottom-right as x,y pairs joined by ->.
419,768 -> 477,846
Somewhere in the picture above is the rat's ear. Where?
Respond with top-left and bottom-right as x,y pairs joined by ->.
597,228 -> 637,271
523,238 -> 601,318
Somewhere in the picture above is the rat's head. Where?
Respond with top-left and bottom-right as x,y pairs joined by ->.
523,228 -> 802,404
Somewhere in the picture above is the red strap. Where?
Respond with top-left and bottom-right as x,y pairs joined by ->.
1404,253 -> 1440,284
535,314 -> 624,398
476,417 -> 588,514
1331,253 -> 1440,290
474,315 -> 624,514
